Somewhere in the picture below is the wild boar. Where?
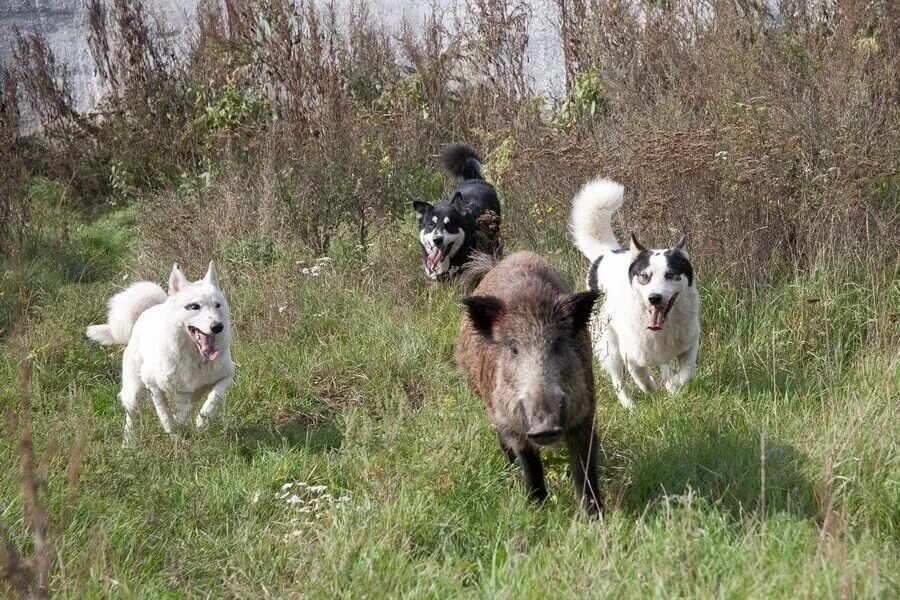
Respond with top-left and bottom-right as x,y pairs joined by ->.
455,251 -> 602,514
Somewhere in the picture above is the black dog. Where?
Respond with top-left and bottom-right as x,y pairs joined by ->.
413,144 -> 501,279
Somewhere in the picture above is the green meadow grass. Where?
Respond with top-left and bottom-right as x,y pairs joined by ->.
1,201 -> 898,598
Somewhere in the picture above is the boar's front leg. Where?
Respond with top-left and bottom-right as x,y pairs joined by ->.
566,423 -> 602,515
497,433 -> 517,464
518,446 -> 548,502
507,441 -> 547,502
499,432 -> 547,501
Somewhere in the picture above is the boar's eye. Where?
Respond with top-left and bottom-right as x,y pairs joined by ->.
507,343 -> 519,356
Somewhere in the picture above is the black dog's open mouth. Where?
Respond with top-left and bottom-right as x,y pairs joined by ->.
647,293 -> 678,331
187,325 -> 219,360
425,246 -> 448,273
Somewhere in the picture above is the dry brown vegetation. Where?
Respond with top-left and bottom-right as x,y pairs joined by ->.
0,67 -> 26,259
1,361 -> 83,600
3,0 -> 899,273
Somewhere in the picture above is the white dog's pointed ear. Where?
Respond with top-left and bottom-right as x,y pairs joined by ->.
168,263 -> 188,294
203,261 -> 219,286
629,233 -> 646,260
674,234 -> 689,256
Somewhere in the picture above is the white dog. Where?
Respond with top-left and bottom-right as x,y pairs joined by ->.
87,262 -> 234,442
569,179 -> 700,410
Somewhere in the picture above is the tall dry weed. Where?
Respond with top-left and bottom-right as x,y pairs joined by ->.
0,67 -> 26,260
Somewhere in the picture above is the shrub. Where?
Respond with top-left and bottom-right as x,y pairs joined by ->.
9,0 -> 898,277
0,67 -> 27,262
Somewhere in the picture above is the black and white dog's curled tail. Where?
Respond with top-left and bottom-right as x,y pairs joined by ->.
586,255 -> 603,292
441,143 -> 484,181
459,251 -> 496,294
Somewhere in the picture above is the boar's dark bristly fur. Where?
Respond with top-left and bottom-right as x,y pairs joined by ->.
455,251 -> 603,514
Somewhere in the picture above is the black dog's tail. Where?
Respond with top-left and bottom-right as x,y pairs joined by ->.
441,143 -> 484,180
458,251 -> 497,294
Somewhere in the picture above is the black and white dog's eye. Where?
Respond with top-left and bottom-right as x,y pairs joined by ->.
639,273 -> 651,284
186,303 -> 201,310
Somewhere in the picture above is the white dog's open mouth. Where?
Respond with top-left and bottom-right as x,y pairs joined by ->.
187,325 -> 219,360
647,293 -> 678,331
425,246 -> 448,274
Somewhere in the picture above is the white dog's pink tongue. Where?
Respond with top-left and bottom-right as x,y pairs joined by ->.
426,247 -> 446,272
191,328 -> 220,360
648,307 -> 664,331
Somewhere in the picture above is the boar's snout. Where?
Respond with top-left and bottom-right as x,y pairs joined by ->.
526,425 -> 563,446
517,384 -> 565,447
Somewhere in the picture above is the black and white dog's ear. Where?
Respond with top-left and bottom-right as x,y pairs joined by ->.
674,234 -> 689,256
449,191 -> 466,213
412,201 -> 432,220
629,233 -> 647,260
461,295 -> 505,340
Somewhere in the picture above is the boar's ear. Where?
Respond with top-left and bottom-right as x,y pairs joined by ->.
558,290 -> 600,332
461,295 -> 505,340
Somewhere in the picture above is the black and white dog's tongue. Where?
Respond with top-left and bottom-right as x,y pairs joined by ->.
426,247 -> 447,272
647,293 -> 678,331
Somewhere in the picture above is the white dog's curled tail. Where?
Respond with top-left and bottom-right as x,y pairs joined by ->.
569,178 -> 625,262
86,281 -> 168,345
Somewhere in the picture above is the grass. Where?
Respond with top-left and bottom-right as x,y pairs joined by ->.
1,194 -> 898,598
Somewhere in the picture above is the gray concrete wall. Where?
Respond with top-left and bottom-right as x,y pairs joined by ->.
0,0 -> 201,131
373,0 -> 565,98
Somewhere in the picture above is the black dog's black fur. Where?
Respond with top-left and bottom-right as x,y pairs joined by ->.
412,144 -> 501,279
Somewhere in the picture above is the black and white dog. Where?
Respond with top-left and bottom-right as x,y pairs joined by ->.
569,178 -> 700,410
413,144 -> 501,279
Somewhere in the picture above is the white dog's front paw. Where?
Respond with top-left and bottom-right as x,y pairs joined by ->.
174,405 -> 193,425
665,379 -> 681,396
636,378 -> 658,395
195,413 -> 211,428
617,393 -> 636,412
